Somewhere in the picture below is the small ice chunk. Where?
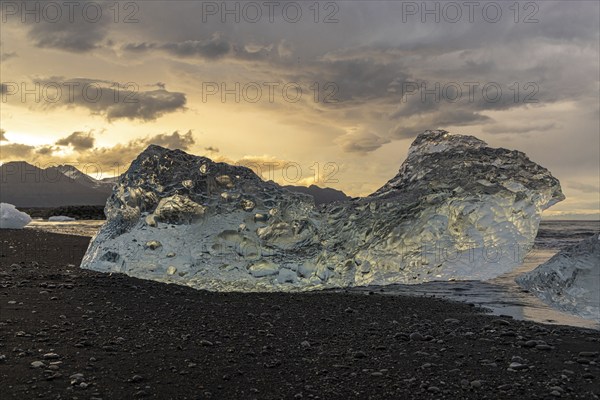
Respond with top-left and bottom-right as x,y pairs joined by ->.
0,203 -> 32,229
48,216 -> 76,222
516,233 -> 600,322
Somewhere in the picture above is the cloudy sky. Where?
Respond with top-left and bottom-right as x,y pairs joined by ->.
0,1 -> 598,219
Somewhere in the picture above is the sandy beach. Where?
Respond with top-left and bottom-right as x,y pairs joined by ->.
1,229 -> 599,399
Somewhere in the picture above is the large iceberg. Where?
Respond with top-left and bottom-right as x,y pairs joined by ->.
81,130 -> 564,291
0,203 -> 32,229
516,234 -> 599,321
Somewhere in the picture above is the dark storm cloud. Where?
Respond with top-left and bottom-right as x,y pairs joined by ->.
434,110 -> 492,127
2,1 -> 598,182
112,1 -> 598,162
205,146 -> 219,153
112,1 -> 598,128
0,143 -> 35,159
124,36 -> 231,59
0,41 -> 16,61
336,131 -> 391,154
36,145 -> 57,155
28,20 -> 108,52
1,51 -> 17,61
104,89 -> 187,121
483,122 -> 557,135
314,59 -> 411,104
5,0 -> 112,52
123,33 -> 276,61
27,78 -> 187,122
123,33 -> 231,59
161,34 -> 232,59
391,109 -> 492,139
389,73 -> 548,124
567,182 -> 600,194
56,131 -> 95,151
121,42 -> 156,52
504,3 -> 600,43
148,130 -> 195,150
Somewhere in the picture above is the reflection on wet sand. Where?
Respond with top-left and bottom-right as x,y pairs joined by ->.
350,248 -> 599,330
26,220 -> 105,237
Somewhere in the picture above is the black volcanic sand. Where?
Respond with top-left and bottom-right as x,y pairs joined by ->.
1,230 -> 599,400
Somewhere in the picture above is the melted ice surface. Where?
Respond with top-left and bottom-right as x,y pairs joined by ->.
517,234 -> 600,322
81,130 -> 564,291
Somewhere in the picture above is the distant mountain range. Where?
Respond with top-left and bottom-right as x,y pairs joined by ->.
0,161 -> 349,208
283,184 -> 350,205
0,162 -> 114,207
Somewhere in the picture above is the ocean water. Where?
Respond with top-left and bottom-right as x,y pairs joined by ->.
26,220 -> 600,328
533,220 -> 600,250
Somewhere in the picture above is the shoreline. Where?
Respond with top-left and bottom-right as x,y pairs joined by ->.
19,222 -> 600,329
1,229 -> 599,399
22,222 -> 600,329
25,220 -> 105,237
